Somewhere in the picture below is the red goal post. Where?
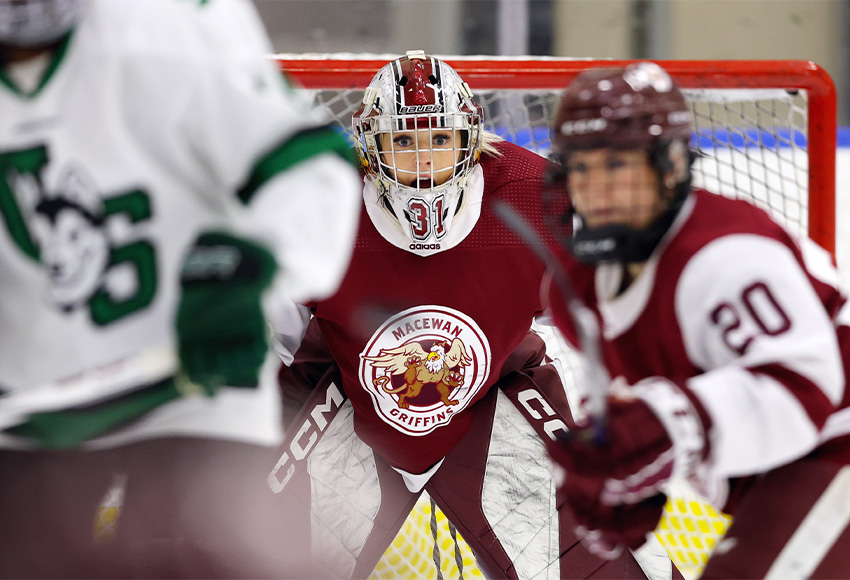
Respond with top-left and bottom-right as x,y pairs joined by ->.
273,56 -> 837,256
270,55 -> 837,579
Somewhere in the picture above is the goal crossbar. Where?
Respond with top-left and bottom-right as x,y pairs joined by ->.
273,56 -> 836,255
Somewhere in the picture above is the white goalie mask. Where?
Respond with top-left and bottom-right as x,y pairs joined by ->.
352,50 -> 483,244
0,0 -> 88,48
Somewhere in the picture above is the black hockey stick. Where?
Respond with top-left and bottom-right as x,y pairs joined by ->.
491,199 -> 609,443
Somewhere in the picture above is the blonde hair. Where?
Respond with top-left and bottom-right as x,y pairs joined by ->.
480,131 -> 505,158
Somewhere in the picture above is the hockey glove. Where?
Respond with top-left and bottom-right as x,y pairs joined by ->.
176,231 -> 278,395
570,495 -> 668,559
547,377 -> 708,556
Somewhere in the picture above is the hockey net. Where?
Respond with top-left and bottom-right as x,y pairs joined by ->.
274,55 -> 837,580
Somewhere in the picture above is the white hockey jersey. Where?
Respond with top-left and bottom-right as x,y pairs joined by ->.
0,0 -> 360,448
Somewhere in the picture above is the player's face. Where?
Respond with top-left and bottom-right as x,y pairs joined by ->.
566,148 -> 664,230
379,129 -> 462,188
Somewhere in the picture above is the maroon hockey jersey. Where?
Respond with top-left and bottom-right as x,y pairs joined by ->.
548,188 -> 850,496
311,141 -> 552,474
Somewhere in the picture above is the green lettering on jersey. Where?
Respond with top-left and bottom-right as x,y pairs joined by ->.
0,147 -> 159,326
90,190 -> 158,326
0,145 -> 48,259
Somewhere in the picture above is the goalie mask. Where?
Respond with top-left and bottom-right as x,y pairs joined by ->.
352,50 -> 483,244
548,62 -> 694,264
0,0 -> 87,49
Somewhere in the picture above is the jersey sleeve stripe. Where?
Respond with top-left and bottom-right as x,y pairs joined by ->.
750,362 -> 837,429
236,125 -> 357,204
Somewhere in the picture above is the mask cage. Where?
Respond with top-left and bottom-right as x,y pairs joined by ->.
355,111 -> 483,195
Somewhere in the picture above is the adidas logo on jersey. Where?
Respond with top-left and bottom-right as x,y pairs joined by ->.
409,242 -> 441,251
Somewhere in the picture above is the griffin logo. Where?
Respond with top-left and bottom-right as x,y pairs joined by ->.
367,338 -> 470,409
359,305 -> 491,435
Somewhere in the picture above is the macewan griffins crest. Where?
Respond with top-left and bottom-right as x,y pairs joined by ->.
363,338 -> 471,409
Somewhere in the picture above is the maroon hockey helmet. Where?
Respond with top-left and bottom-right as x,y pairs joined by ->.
552,62 -> 692,156
546,63 -> 695,264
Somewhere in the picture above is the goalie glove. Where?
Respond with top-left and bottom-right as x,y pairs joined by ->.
548,377 -> 709,555
176,231 -> 278,394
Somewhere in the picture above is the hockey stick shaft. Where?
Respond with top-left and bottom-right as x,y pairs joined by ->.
492,199 -> 609,441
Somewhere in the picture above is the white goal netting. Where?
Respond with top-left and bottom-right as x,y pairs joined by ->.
276,55 -> 836,580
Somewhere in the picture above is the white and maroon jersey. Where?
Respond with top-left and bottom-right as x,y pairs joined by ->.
549,189 -> 849,483
0,0 -> 360,448
311,141 -> 552,474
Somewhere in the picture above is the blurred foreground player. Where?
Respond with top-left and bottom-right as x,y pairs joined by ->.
0,0 -> 360,577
